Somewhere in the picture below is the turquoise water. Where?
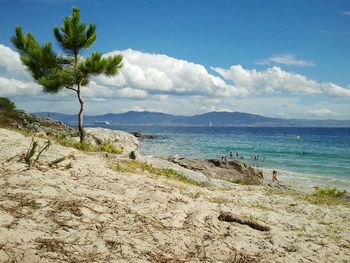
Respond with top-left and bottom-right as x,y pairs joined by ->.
109,126 -> 350,190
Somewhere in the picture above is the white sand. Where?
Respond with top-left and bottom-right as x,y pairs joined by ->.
0,128 -> 349,262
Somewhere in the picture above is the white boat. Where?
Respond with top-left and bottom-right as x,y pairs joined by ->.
93,120 -> 110,125
209,122 -> 212,127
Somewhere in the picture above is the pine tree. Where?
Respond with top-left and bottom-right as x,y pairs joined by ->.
11,7 -> 123,143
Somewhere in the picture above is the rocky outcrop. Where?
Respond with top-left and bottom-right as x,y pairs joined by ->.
84,127 -> 139,155
5,109 -> 77,137
167,157 -> 263,184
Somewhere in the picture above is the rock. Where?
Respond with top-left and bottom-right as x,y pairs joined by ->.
130,131 -> 157,139
17,124 -> 23,129
27,123 -> 42,132
129,150 -> 140,160
35,131 -> 48,138
85,128 -> 139,155
167,157 -> 263,184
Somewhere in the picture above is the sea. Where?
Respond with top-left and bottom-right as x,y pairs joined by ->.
97,126 -> 350,191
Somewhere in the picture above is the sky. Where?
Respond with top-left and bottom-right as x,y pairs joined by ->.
0,0 -> 350,119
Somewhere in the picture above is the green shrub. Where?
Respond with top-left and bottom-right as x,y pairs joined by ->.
100,141 -> 124,154
162,168 -> 208,187
109,160 -> 209,187
232,176 -> 261,185
0,97 -> 16,110
54,135 -> 123,154
264,187 -> 349,207
314,187 -> 346,198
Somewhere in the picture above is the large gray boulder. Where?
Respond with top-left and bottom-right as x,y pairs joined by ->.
167,157 -> 263,184
84,128 -> 139,155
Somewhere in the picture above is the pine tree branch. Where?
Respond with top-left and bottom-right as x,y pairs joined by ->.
65,87 -> 77,92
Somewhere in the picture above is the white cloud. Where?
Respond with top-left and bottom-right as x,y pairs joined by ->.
116,87 -> 148,98
256,54 -> 314,67
0,76 -> 41,96
84,82 -> 148,99
305,108 -> 338,118
322,82 -> 350,97
96,49 -> 239,97
0,43 -> 349,118
211,65 -> 350,97
132,105 -> 144,112
153,95 -> 169,101
0,44 -> 28,77
342,11 -> 350,16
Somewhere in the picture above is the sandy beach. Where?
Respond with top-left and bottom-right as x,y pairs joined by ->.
1,127 -> 350,262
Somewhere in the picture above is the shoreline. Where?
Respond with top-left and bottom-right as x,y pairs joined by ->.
140,151 -> 350,193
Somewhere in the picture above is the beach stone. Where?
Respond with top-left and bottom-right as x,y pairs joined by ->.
129,150 -> 140,160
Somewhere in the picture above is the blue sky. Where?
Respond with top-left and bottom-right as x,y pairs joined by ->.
0,0 -> 350,119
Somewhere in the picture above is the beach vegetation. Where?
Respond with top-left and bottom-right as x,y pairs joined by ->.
109,160 -> 209,187
231,175 -> 261,185
0,98 -> 25,128
264,187 -> 349,207
162,168 -> 208,187
313,186 -> 346,198
11,7 -> 123,143
24,135 -> 51,168
54,135 -> 123,154
0,97 -> 16,110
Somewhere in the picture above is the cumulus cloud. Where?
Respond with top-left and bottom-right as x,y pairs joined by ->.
84,81 -> 148,99
0,77 -> 41,96
0,44 -> 28,77
305,108 -> 338,118
95,49 -> 239,97
116,87 -> 148,98
211,65 -> 350,97
256,54 -> 315,67
153,95 -> 169,101
1,43 -> 349,118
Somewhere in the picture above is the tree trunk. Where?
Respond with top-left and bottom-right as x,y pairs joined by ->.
77,84 -> 85,143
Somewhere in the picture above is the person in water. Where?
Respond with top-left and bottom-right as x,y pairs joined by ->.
272,170 -> 278,181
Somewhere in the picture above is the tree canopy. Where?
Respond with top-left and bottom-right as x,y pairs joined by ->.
12,7 -> 123,142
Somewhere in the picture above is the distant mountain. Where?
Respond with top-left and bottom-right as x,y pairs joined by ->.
34,111 -> 350,127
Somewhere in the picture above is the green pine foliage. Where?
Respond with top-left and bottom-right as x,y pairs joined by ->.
11,7 -> 123,143
0,97 -> 16,110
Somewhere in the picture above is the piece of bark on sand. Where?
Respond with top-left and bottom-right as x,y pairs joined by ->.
218,211 -> 271,232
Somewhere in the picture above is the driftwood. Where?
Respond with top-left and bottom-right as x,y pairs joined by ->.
218,211 -> 271,232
